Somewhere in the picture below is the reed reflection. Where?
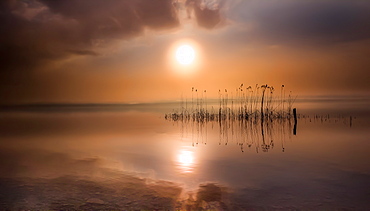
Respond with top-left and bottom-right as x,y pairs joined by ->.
167,111 -> 353,154
171,115 -> 295,153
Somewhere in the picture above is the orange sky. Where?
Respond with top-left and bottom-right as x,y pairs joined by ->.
0,0 -> 369,104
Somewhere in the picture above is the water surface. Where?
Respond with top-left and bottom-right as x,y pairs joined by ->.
0,98 -> 369,210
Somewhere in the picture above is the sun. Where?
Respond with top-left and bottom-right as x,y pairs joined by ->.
168,40 -> 201,74
175,45 -> 195,65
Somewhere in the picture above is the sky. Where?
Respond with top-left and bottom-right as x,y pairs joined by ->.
0,0 -> 369,104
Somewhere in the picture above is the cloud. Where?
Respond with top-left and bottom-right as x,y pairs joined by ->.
185,0 -> 225,29
68,49 -> 99,56
194,3 -> 221,29
0,0 -> 179,72
39,0 -> 179,37
230,0 -> 370,45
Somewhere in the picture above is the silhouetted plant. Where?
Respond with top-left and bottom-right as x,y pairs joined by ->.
166,84 -> 298,124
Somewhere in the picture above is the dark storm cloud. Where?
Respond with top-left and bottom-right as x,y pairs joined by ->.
0,0 -> 179,71
231,0 -> 370,45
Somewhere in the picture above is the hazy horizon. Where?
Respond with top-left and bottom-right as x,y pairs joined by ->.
0,93 -> 369,105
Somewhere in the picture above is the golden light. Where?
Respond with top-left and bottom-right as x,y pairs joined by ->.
177,150 -> 195,173
179,150 -> 194,165
176,45 -> 195,65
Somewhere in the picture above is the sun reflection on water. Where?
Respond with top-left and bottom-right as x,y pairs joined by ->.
177,149 -> 195,174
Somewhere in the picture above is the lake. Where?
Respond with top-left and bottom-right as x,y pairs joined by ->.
0,97 -> 369,210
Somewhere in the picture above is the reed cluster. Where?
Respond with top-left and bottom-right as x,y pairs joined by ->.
165,84 -> 297,123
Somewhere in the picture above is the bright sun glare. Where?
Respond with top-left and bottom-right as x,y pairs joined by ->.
175,45 -> 195,65
178,150 -> 194,166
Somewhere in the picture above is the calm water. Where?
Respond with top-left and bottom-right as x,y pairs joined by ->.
0,98 -> 369,210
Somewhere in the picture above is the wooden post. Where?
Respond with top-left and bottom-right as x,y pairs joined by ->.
293,108 -> 297,135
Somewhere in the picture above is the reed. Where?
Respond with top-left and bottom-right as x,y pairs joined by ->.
165,84 -> 297,123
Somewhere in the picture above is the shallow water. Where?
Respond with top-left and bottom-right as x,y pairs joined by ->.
0,98 -> 369,210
